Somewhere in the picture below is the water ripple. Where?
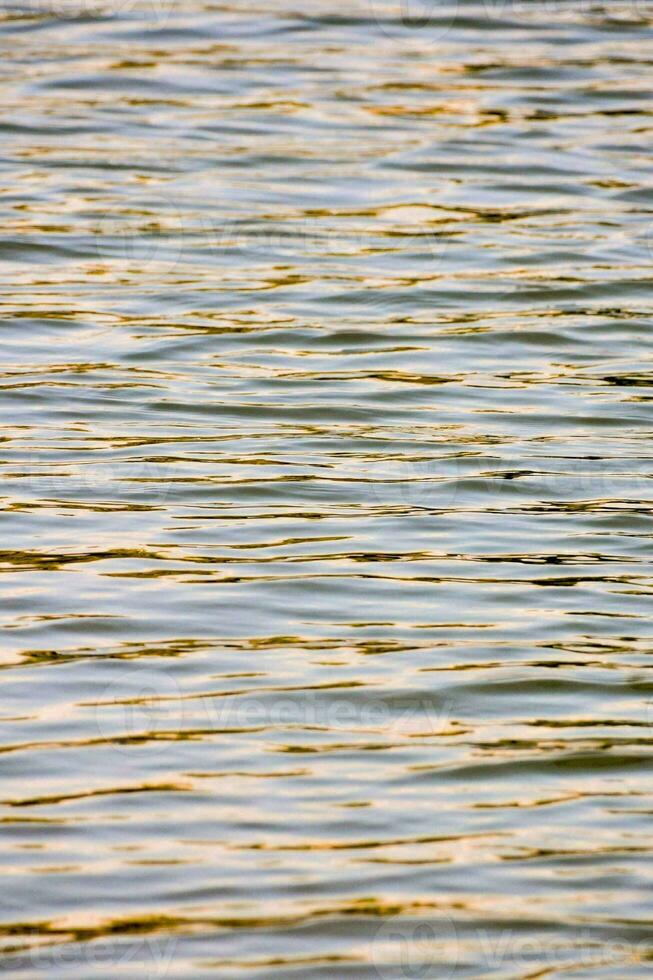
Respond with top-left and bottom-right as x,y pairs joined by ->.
1,1 -> 653,976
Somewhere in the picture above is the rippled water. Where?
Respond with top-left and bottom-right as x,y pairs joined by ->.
1,0 -> 653,976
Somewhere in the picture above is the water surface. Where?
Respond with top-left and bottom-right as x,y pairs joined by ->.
1,0 -> 653,976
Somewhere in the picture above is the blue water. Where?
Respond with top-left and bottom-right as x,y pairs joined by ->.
1,1 -> 653,976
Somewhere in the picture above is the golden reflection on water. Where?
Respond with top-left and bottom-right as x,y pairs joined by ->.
1,0 -> 653,976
